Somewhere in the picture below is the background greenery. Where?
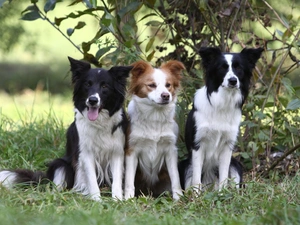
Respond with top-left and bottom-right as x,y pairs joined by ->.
0,0 -> 299,224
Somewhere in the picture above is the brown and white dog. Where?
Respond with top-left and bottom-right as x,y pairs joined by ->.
124,60 -> 184,200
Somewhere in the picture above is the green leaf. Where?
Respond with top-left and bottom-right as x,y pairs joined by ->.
118,2 -> 142,19
286,99 -> 300,110
74,21 -> 86,29
276,29 -> 283,37
44,0 -> 56,13
83,0 -> 93,8
281,77 -> 294,95
21,11 -> 42,21
143,0 -> 156,8
54,6 -> 105,25
67,28 -> 74,36
138,13 -> 157,22
145,37 -> 155,52
257,130 -> 269,141
254,111 -> 266,120
248,141 -> 258,152
124,39 -> 135,48
68,0 -> 82,6
21,5 -> 37,14
146,50 -> 155,61
145,20 -> 161,27
95,47 -> 113,60
54,17 -> 65,26
82,42 -> 91,53
240,152 -> 250,159
100,12 -> 116,33
280,14 -> 289,28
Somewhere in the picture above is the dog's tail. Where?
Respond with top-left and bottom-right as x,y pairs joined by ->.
178,157 -> 191,190
0,157 -> 75,190
0,169 -> 47,188
47,157 -> 75,189
229,157 -> 244,188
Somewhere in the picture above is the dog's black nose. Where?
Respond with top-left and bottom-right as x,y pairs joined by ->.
228,77 -> 237,86
88,96 -> 99,106
161,92 -> 170,101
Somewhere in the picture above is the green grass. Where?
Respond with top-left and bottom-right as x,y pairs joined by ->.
0,92 -> 300,225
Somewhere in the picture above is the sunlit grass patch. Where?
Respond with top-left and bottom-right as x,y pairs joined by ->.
0,90 -> 73,126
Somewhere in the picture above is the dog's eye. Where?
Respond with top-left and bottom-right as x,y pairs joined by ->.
233,63 -> 241,70
222,63 -> 229,70
166,83 -> 171,88
148,83 -> 157,88
86,81 -> 93,87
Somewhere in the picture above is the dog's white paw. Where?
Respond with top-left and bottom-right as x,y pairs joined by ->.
124,188 -> 135,200
90,193 -> 102,202
112,190 -> 123,201
172,189 -> 183,201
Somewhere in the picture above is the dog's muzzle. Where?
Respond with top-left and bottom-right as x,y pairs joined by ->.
86,95 -> 102,121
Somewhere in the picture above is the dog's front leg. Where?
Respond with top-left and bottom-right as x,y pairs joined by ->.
218,146 -> 232,190
82,155 -> 101,201
166,149 -> 183,200
124,152 -> 138,200
191,149 -> 204,193
110,152 -> 124,200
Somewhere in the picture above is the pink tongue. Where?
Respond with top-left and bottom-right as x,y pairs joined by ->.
87,107 -> 99,121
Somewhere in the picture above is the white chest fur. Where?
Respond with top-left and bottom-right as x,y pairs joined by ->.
128,97 -> 178,183
75,108 -> 125,157
193,87 -> 242,163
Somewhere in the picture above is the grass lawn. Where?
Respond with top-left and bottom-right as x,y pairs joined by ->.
0,92 -> 299,225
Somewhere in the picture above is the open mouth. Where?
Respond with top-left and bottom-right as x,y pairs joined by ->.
87,105 -> 103,121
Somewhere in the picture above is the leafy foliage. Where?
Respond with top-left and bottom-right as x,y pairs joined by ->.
1,0 -> 300,177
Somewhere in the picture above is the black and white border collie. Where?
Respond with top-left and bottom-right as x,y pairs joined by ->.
179,47 -> 263,192
124,60 -> 185,200
0,57 -> 132,201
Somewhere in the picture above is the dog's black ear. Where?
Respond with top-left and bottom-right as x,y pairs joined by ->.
109,66 -> 133,83
68,57 -> 91,84
240,48 -> 264,68
107,66 -> 133,116
198,47 -> 222,69
109,66 -> 133,92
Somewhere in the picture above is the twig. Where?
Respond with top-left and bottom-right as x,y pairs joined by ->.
33,4 -> 84,55
261,143 -> 300,177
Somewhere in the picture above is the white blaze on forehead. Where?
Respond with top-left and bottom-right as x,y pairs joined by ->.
148,68 -> 173,103
98,70 -> 101,74
224,54 -> 233,71
223,54 -> 240,88
224,54 -> 236,78
152,68 -> 168,87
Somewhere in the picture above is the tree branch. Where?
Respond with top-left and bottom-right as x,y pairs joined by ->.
261,143 -> 300,177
